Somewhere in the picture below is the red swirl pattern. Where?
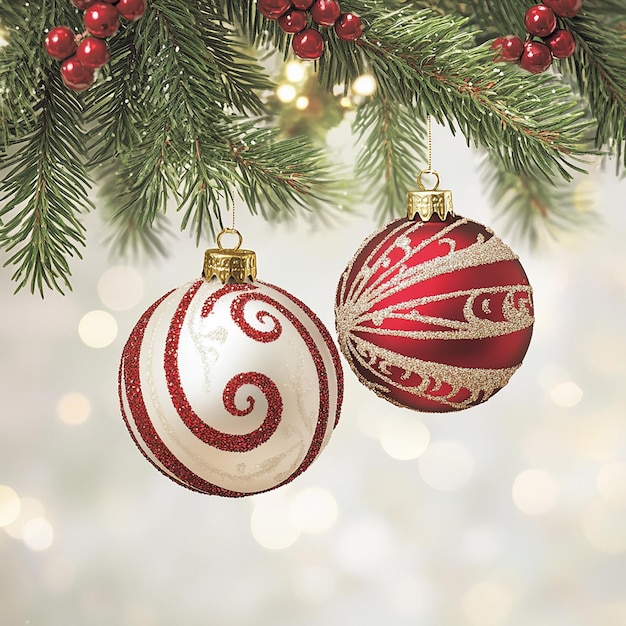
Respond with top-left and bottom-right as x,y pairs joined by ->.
230,291 -> 283,343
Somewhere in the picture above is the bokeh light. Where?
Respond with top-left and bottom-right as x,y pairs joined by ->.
97,265 -> 144,311
379,414 -> 430,461
78,310 -> 118,349
462,579 -> 518,626
295,96 -> 309,110
549,381 -> 583,408
352,74 -> 377,96
4,496 -> 46,539
582,501 -> 626,554
290,487 -> 338,534
512,469 -> 560,516
0,485 -> 21,527
418,441 -> 474,491
56,392 -> 91,425
250,496 -> 300,550
22,517 -> 54,551
276,84 -> 297,103
597,461 -> 626,507
285,60 -> 307,83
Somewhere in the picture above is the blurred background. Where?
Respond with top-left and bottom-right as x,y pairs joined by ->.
1,101 -> 626,626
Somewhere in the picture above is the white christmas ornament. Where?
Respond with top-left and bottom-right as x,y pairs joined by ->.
119,230 -> 343,497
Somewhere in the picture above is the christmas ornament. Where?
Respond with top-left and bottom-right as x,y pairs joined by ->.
61,56 -> 95,91
335,123 -> 534,413
119,230 -> 343,496
116,0 -> 147,21
278,9 -> 309,34
334,13 -> 363,41
491,35 -> 524,62
310,0 -> 342,27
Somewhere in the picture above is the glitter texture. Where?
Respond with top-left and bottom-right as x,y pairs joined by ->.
335,216 -> 534,412
119,278 -> 342,497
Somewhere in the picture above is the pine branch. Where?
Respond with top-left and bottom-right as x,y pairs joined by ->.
353,97 -> 427,222
480,154 -> 596,246
0,71 -> 92,295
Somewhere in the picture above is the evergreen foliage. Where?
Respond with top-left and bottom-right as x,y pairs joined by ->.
0,0 -> 624,294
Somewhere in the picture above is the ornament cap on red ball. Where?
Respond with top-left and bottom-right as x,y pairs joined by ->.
334,13 -> 363,41
44,26 -> 77,60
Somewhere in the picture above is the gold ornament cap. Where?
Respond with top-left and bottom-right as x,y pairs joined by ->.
407,169 -> 455,221
203,229 -> 257,284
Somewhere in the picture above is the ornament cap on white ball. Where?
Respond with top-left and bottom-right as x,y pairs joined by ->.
119,230 -> 343,497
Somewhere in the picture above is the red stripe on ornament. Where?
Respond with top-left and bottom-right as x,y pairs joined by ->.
119,287 -> 243,497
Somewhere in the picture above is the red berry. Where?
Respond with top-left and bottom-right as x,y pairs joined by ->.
61,56 -> 95,91
334,13 -> 362,41
72,0 -> 96,9
292,28 -> 324,60
543,28 -> 576,58
491,35 -> 524,61
84,2 -> 120,38
44,26 -> 77,60
76,37 -> 110,68
520,40 -> 552,73
116,0 -> 147,21
278,10 -> 308,34
310,0 -> 341,27
257,0 -> 292,20
292,0 -> 313,8
524,5 -> 557,37
542,0 -> 582,18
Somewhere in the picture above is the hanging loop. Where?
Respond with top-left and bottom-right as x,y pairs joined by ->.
217,228 -> 243,251
417,169 -> 441,192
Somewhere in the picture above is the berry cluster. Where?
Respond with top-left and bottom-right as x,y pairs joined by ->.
492,0 -> 581,74
257,0 -> 363,61
44,0 -> 146,91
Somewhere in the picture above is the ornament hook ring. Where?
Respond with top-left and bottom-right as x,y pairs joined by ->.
417,169 -> 440,192
217,228 -> 243,251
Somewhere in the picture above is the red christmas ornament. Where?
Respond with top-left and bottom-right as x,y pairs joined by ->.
278,9 -> 308,34
544,28 -> 576,58
520,40 -> 553,73
542,0 -> 583,18
292,0 -> 314,8
116,0 -> 147,21
61,56 -> 95,91
524,4 -> 557,37
292,28 -> 324,59
84,2 -> 120,38
335,181 -> 534,413
491,35 -> 524,62
257,0 -> 293,20
76,37 -> 110,68
44,26 -> 77,60
310,0 -> 341,26
334,13 -> 363,41
119,232 -> 343,496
